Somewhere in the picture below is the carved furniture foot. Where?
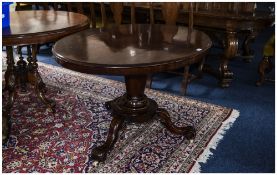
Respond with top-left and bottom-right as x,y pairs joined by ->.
3,87 -> 16,144
256,56 -> 273,86
29,70 -> 56,112
91,75 -> 196,162
155,108 -> 196,140
3,46 -> 16,143
2,109 -> 12,144
202,30 -> 237,88
27,44 -> 55,112
91,115 -> 124,162
219,59 -> 234,88
3,88 -> 16,143
26,45 -> 47,92
105,100 -> 112,110
219,30 -> 238,88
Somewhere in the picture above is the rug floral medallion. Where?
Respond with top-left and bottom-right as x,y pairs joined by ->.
2,63 -> 238,173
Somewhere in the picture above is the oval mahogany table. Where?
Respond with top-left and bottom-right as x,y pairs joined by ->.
53,24 -> 212,162
2,10 -> 90,143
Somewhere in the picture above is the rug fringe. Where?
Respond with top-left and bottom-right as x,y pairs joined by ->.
190,109 -> 240,173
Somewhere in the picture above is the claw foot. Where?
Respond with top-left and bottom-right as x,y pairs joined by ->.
105,101 -> 112,110
183,125 -> 196,140
91,145 -> 108,162
156,108 -> 196,140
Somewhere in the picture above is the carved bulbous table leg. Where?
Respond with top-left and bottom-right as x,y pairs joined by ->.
219,31 -> 238,88
17,46 -> 28,92
4,46 -> 16,92
3,45 -> 56,143
3,46 -> 16,143
27,45 -> 55,112
91,75 -> 196,162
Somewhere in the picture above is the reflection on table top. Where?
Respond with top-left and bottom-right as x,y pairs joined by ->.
2,10 -> 89,37
53,24 -> 212,75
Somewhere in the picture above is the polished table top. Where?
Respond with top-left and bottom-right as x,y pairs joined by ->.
53,24 -> 212,75
2,10 -> 90,46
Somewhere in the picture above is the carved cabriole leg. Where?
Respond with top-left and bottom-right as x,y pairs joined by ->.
4,46 -> 15,92
242,30 -> 258,63
27,44 -> 55,112
3,46 -> 16,143
91,75 -> 196,162
2,109 -> 11,143
256,56 -> 273,86
26,45 -> 46,93
155,108 -> 196,140
180,65 -> 190,96
219,30 -> 238,88
91,115 -> 124,162
17,46 -> 28,92
92,75 -> 156,162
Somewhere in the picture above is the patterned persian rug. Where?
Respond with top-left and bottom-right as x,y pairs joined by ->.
2,62 -> 239,173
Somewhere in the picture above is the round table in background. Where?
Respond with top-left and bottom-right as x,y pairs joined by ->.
53,24 -> 212,162
2,10 -> 90,143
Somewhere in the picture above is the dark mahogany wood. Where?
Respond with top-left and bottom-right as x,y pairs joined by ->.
53,24 -> 211,162
53,24 -> 211,75
178,3 -> 274,87
123,2 -> 274,87
256,56 -> 274,86
2,46 -> 16,143
91,115 -> 124,162
2,10 -> 90,143
3,10 -> 90,46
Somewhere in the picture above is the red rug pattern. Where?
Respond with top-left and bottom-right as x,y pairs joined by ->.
2,63 -> 237,173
